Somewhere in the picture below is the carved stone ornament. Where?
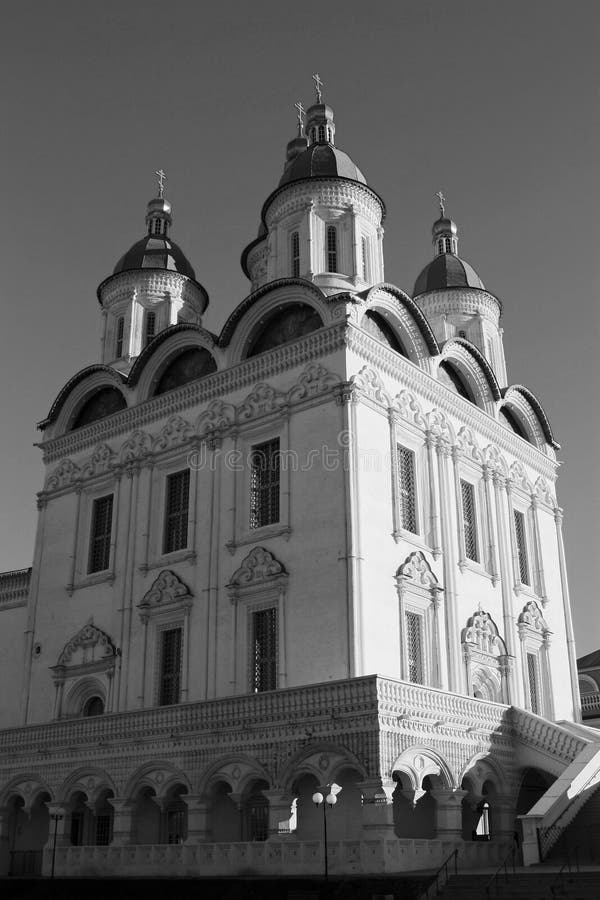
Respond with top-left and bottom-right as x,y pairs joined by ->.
237,383 -> 287,422
228,547 -> 287,588
152,414 -> 194,452
393,389 -> 424,426
139,569 -> 193,611
462,609 -> 507,658
456,427 -> 482,464
424,409 -> 452,441
57,622 -> 117,667
196,399 -> 236,437
396,551 -> 440,591
46,458 -> 81,491
287,363 -> 339,403
534,477 -> 555,507
121,430 -> 152,462
518,600 -> 548,635
351,366 -> 390,406
509,461 -> 533,494
81,443 -> 115,479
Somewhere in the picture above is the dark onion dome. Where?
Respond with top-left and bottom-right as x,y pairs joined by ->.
112,235 -> 196,280
278,143 -> 367,187
413,253 -> 485,295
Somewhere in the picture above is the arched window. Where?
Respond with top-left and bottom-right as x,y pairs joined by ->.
361,235 -> 368,281
82,696 -> 104,717
444,237 -> 452,253
326,225 -> 337,272
154,348 -> 217,396
499,406 -> 531,443
71,387 -> 126,430
318,125 -> 326,142
361,311 -> 407,355
291,231 -> 300,277
246,304 -> 323,357
437,238 -> 445,255
153,219 -> 163,236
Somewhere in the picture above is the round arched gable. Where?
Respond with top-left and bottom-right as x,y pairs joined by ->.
41,366 -> 127,437
58,767 -> 117,805
501,385 -> 559,453
129,326 -> 221,402
361,284 -> 439,364
123,761 -> 192,802
436,339 -> 501,412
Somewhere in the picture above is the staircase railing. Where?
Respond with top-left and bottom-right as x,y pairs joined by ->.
550,846 -> 580,898
484,844 -> 516,898
538,780 -> 600,860
419,847 -> 459,899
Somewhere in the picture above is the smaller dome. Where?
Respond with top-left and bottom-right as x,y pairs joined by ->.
113,236 -> 196,279
413,254 -> 485,295
432,216 -> 458,237
146,197 -> 172,218
278,144 -> 366,187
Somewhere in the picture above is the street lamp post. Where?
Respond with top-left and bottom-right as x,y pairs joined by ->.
312,787 -> 339,880
49,813 -> 63,879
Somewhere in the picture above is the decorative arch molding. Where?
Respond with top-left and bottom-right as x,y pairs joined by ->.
220,280 -> 330,363
534,476 -> 556,508
151,414 -> 194,453
509,460 -> 534,496
39,365 -> 127,434
361,283 -> 439,361
437,339 -> 500,410
351,365 -> 391,407
396,551 -> 440,591
227,547 -> 288,600
199,755 -> 273,799
456,426 -> 483,465
138,569 -> 193,617
51,621 -> 118,718
45,457 -> 81,491
395,552 -> 444,688
121,429 -> 152,462
0,774 -> 54,811
518,600 -> 549,638
502,385 -> 560,452
128,324 -> 221,400
517,600 -> 553,719
80,443 -> 116,479
462,608 -> 510,704
424,408 -> 456,444
124,761 -> 192,802
279,743 -> 368,794
57,767 -> 117,805
459,754 -> 508,801
390,746 -> 454,791
393,389 -> 425,427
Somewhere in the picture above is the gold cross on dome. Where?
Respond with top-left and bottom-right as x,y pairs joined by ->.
294,100 -> 305,133
155,168 -> 167,198
436,191 -> 446,217
312,73 -> 324,103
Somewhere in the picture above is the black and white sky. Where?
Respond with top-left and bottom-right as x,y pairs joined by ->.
1,1 -> 598,654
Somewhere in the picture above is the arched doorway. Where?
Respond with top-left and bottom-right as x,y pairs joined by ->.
132,786 -> 161,845
92,789 -> 114,845
241,779 -> 269,842
325,768 -> 363,841
7,792 -> 50,876
393,772 -> 437,838
163,783 -> 188,844
516,768 -> 555,816
208,780 -> 239,842
291,773 -> 321,841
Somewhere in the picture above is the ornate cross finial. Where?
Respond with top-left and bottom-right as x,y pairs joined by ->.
294,100 -> 305,135
155,169 -> 167,199
436,191 -> 446,217
312,73 -> 324,103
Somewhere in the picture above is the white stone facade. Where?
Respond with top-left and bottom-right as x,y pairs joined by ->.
0,100 -> 598,880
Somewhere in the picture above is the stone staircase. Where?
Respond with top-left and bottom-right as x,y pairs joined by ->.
429,870 -> 600,899
547,785 -> 600,866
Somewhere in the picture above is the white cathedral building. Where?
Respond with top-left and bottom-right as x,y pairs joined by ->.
0,84 -> 598,880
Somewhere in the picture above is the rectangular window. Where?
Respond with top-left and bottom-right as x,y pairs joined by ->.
514,510 -> 530,586
397,444 -> 417,534
406,611 -> 424,684
527,652 -> 540,714
252,608 -> 277,692
88,494 -> 113,574
159,627 -> 183,705
291,231 -> 300,278
115,316 -> 125,358
326,225 -> 337,272
461,479 -> 479,562
163,469 -> 190,554
95,815 -> 112,846
249,439 -> 280,530
145,310 -> 156,347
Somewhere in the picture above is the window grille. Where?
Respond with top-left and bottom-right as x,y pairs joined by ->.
70,813 -> 84,846
166,807 -> 187,843
514,510 -> 530,585
326,225 -> 337,272
95,815 -> 112,846
437,238 -> 445,255
144,310 -> 156,347
153,218 -> 163,236
461,480 -> 479,562
83,696 -> 104,717
115,316 -> 124,357
406,612 -> 424,684
252,608 -> 277,692
163,469 -> 190,553
159,627 -> 183,705
291,231 -> 300,277
527,652 -> 540,714
246,799 -> 268,841
361,235 -> 368,281
444,236 -> 452,253
88,494 -> 113,574
397,444 -> 417,534
249,439 -> 280,530
318,124 -> 326,142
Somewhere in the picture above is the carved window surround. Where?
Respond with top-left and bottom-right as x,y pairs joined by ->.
137,570 -> 194,707
517,600 -> 553,719
390,415 -> 428,548
226,547 -> 289,693
68,476 -> 120,595
51,622 -> 118,718
394,551 -> 444,689
461,608 -> 511,704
